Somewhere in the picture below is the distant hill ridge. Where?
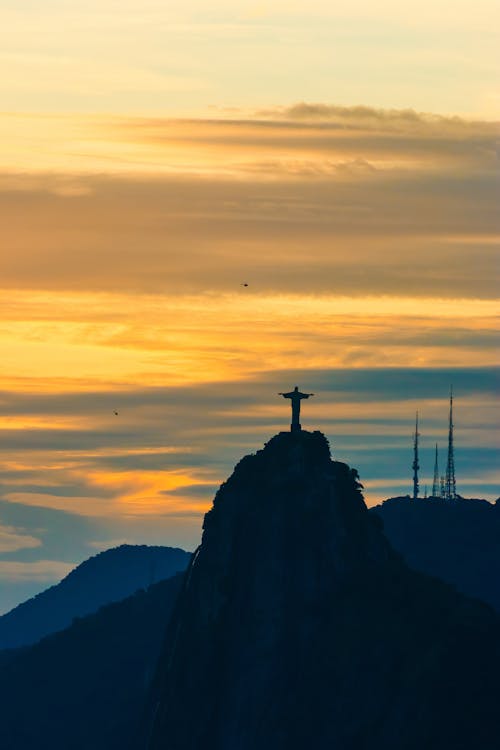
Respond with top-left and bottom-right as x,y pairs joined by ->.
0,544 -> 191,649
371,496 -> 500,613
0,573 -> 184,750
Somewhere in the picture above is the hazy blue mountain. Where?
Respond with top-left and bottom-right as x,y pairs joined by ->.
371,496 -> 500,612
0,544 -> 190,649
145,431 -> 500,750
0,573 -> 184,750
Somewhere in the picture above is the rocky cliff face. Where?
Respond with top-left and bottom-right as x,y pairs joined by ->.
146,431 -> 499,750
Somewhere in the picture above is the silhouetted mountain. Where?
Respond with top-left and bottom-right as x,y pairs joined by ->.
145,431 -> 500,750
0,573 -> 183,750
371,495 -> 500,612
0,544 -> 190,649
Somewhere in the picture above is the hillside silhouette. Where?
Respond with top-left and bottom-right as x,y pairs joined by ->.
0,544 -> 190,649
145,431 -> 500,750
0,573 -> 183,750
371,496 -> 500,612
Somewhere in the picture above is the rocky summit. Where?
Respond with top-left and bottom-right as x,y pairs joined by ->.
145,430 -> 500,750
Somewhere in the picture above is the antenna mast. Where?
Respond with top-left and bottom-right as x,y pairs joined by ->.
412,411 -> 420,500
432,443 -> 439,497
444,387 -> 456,500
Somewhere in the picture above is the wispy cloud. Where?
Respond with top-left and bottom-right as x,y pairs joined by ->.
0,2 -> 498,117
0,367 -> 497,516
0,525 -> 42,553
0,104 -> 498,611
1,108 -> 497,303
0,560 -> 75,582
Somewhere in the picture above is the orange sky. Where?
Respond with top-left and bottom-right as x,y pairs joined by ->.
0,1 -> 498,612
1,109 -> 498,531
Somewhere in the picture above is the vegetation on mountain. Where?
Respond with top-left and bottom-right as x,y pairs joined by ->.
0,544 -> 190,649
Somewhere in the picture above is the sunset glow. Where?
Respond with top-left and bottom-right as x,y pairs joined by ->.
0,0 -> 498,612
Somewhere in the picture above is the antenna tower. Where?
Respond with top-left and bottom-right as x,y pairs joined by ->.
444,387 -> 456,500
432,443 -> 439,497
412,412 -> 420,500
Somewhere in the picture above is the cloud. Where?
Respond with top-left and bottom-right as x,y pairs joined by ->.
0,525 -> 42,553
0,107 -> 497,303
0,365 -> 498,414
0,208 -> 497,301
0,495 -> 200,614
0,367 -> 497,519
269,103 -> 499,133
1,1 -> 498,123
0,104 -> 498,613
0,292 -> 497,402
0,181 -> 497,301
0,364 -> 497,612
86,538 -> 134,550
0,560 -> 74,583
0,500 -> 102,563
160,483 -> 221,498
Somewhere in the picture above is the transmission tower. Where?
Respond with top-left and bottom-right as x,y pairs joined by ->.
412,412 -> 420,500
444,387 -> 456,500
432,443 -> 440,497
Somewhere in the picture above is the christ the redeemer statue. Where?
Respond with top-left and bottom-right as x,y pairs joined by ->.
279,386 -> 314,432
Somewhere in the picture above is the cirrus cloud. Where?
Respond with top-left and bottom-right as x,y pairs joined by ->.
0,525 -> 42,554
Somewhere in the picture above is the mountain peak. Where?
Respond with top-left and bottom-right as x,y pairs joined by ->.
201,429 -> 392,587
0,545 -> 190,649
147,432 -> 499,750
222,429 -> 333,481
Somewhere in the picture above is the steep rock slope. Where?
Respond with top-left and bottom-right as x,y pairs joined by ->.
146,431 -> 499,750
0,544 -> 190,649
371,496 -> 500,612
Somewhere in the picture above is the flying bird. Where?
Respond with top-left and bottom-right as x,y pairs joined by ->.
240,282 -> 249,287
113,410 -> 119,416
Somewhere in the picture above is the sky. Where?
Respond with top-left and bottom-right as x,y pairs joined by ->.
0,0 -> 499,613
